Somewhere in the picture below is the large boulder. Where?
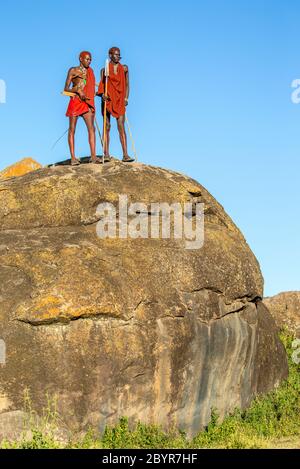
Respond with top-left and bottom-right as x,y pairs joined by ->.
264,292 -> 300,337
0,160 -> 288,437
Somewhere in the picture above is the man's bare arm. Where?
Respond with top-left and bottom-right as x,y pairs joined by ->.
100,68 -> 105,83
97,68 -> 110,101
64,68 -> 77,92
96,68 -> 105,95
124,65 -> 129,103
64,67 -> 85,99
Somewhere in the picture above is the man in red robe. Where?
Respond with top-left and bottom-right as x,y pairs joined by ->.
97,47 -> 134,162
64,51 -> 101,164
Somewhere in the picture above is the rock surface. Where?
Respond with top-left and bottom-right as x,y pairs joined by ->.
264,291 -> 300,337
0,160 -> 288,437
0,158 -> 42,181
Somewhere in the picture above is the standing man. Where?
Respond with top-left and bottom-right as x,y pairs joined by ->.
64,51 -> 101,164
97,47 -> 134,162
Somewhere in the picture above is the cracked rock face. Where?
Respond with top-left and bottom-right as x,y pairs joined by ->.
0,161 -> 288,437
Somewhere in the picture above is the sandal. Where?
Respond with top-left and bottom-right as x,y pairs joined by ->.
71,158 -> 81,166
122,156 -> 135,163
89,157 -> 103,164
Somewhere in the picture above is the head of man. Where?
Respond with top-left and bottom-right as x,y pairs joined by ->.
79,51 -> 92,68
109,47 -> 121,64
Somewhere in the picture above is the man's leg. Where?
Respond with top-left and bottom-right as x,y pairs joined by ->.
103,110 -> 111,157
68,116 -> 80,163
117,115 -> 134,161
82,109 -> 99,162
117,115 -> 128,157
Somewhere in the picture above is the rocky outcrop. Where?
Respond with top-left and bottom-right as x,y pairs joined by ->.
264,292 -> 300,337
0,160 -> 288,438
0,158 -> 42,181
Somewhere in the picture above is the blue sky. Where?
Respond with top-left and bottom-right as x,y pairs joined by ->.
0,0 -> 299,296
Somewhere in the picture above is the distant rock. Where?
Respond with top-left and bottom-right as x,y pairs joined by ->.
0,158 -> 42,180
264,291 -> 300,337
0,160 -> 288,438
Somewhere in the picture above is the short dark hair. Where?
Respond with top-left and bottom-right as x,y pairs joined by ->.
109,47 -> 120,55
79,51 -> 92,60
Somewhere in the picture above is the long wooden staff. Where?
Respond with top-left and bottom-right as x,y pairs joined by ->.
102,59 -> 109,164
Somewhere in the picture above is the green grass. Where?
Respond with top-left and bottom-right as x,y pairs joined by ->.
1,331 -> 299,449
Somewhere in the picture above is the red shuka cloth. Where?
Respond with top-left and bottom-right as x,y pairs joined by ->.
66,67 -> 95,117
97,63 -> 126,118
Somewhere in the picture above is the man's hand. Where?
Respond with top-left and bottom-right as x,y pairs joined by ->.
102,94 -> 111,102
77,90 -> 86,101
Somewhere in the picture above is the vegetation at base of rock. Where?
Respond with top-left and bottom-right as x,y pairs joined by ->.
1,331 -> 299,449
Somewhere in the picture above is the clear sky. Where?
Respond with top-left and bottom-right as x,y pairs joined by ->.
0,0 -> 299,297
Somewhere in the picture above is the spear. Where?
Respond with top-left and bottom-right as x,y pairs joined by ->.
102,59 -> 109,165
